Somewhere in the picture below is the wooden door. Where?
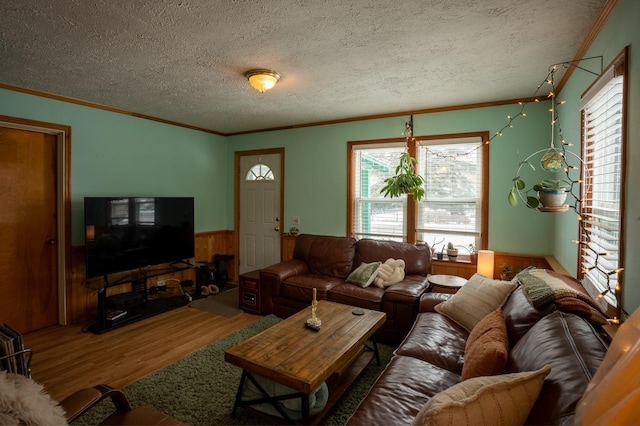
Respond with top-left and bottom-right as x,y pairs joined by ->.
239,153 -> 282,274
0,126 -> 58,333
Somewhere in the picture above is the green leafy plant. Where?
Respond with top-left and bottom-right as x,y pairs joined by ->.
508,176 -> 571,209
467,243 -> 477,255
532,179 -> 570,192
380,152 -> 425,201
447,242 -> 455,250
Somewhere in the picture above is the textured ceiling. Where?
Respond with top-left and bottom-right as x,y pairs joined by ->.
0,0 -> 607,134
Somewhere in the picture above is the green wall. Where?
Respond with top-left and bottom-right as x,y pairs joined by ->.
554,0 -> 640,317
228,103 -> 555,255
0,88 -> 228,245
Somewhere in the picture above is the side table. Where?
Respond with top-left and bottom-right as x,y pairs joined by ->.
239,270 -> 261,314
428,274 -> 467,294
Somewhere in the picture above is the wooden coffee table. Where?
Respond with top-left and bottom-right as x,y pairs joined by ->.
225,300 -> 386,424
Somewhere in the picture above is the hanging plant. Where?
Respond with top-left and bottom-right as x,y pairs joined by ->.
380,152 -> 425,200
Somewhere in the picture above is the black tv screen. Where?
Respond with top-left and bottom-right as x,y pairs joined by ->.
84,197 -> 195,278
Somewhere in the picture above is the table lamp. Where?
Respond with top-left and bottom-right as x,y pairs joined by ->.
477,250 -> 495,278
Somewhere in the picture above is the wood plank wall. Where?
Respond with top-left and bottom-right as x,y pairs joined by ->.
430,253 -> 555,280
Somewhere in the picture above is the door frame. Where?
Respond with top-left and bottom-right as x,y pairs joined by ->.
0,115 -> 72,326
234,148 -> 285,275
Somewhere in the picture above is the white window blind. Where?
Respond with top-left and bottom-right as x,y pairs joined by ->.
579,53 -> 626,314
352,144 -> 406,241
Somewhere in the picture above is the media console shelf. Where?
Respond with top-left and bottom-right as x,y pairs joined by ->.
86,262 -> 194,334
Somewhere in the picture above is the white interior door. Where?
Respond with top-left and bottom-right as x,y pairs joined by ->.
239,153 -> 282,274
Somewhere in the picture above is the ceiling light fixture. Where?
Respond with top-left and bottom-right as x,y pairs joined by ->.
244,69 -> 281,93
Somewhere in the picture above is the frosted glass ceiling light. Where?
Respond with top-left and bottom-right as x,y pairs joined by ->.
245,69 -> 281,93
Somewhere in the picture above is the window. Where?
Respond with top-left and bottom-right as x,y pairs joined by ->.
579,48 -> 627,317
417,137 -> 484,250
351,143 -> 407,241
348,132 -> 488,256
245,163 -> 274,181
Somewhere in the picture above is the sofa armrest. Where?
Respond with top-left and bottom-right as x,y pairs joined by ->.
259,259 -> 309,314
60,384 -> 132,423
260,259 -> 309,284
419,292 -> 452,313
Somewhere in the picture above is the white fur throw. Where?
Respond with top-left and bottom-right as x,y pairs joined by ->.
372,258 -> 405,288
0,371 -> 67,425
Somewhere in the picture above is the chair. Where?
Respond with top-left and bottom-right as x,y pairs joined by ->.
0,371 -> 185,425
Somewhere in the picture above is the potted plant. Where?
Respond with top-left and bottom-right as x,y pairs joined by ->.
500,263 -> 514,280
446,242 -> 458,261
467,243 -> 478,263
430,237 -> 444,259
509,176 -> 570,209
380,152 -> 425,201
532,179 -> 570,208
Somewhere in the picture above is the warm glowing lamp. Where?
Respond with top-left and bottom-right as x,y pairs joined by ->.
244,69 -> 281,93
477,250 -> 495,278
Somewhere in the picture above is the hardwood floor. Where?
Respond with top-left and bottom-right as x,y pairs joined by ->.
23,305 -> 262,402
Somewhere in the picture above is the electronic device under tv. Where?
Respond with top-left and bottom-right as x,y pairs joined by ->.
84,197 -> 195,279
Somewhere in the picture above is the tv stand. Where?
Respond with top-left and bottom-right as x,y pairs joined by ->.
86,263 -> 194,334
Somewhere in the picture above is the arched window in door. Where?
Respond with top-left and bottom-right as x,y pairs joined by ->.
245,163 -> 275,181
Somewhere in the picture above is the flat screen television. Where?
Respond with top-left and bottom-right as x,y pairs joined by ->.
84,197 -> 195,278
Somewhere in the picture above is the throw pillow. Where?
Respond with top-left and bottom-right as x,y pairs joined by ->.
461,308 -> 509,380
372,258 -> 406,288
435,273 -> 517,332
411,365 -> 551,426
346,261 -> 382,288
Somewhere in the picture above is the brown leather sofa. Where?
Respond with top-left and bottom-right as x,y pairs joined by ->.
347,281 -> 610,425
259,234 -> 432,344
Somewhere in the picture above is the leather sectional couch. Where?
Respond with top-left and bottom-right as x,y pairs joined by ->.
259,234 -> 432,344
347,276 -> 611,425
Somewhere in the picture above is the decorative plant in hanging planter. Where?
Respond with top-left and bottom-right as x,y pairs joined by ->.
380,152 -> 425,201
509,175 -> 570,209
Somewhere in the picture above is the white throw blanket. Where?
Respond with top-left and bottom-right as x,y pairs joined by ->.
0,371 -> 67,425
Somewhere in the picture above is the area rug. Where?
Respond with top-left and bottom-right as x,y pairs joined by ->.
188,286 -> 242,317
70,314 -> 394,426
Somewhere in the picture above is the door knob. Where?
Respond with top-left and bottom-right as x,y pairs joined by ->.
274,226 -> 280,231
46,238 -> 56,244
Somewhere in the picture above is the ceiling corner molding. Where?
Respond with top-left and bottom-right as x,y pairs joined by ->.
0,82 -> 224,136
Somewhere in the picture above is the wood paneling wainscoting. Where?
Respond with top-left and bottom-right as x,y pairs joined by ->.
68,230 -> 235,325
431,252 -> 569,280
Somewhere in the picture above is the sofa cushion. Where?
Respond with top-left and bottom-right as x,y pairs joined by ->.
502,286 -> 556,345
293,234 -> 356,278
354,239 -> 431,275
411,365 -> 551,426
281,274 -> 344,302
435,274 -> 517,332
345,261 -> 382,287
462,308 -> 509,380
395,311 -> 467,374
327,283 -> 383,311
506,311 -> 608,425
346,355 -> 461,426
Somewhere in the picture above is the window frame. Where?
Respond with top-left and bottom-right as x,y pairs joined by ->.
578,47 -> 628,319
347,131 -> 489,253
